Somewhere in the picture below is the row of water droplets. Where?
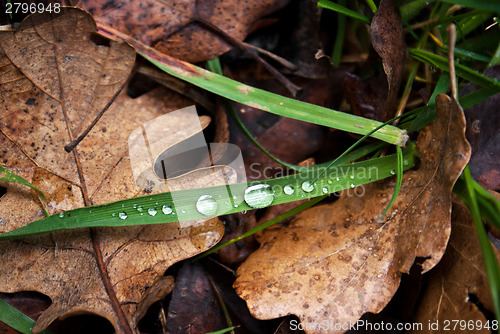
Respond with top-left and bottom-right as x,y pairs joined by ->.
57,169 -> 398,220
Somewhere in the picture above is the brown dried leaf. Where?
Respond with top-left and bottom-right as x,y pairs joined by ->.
0,9 -> 223,333
233,94 -> 470,334
408,194 -> 500,334
75,0 -> 289,63
370,0 -> 407,120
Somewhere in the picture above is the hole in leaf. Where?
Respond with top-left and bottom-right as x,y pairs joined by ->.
89,32 -> 110,47
56,314 -> 114,334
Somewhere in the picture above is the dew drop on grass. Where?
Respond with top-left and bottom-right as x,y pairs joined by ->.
322,187 -> 328,194
244,184 -> 274,209
403,159 -> 409,166
111,213 -> 116,217
350,183 -> 356,188
390,169 -> 396,175
59,213 -> 64,218
118,212 -> 128,220
327,180 -> 333,184
196,195 -> 218,216
162,205 -> 173,215
284,185 -> 295,195
350,175 -> 355,179
148,208 -> 157,216
137,206 -> 143,213
301,181 -> 314,193
336,177 -> 340,181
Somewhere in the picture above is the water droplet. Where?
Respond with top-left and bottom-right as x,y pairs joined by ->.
234,204 -> 238,208
336,177 -> 340,181
403,159 -> 409,165
390,169 -> 396,175
133,204 -> 137,208
350,175 -> 355,179
284,185 -> 295,195
196,195 -> 218,216
301,181 -> 314,193
137,206 -> 143,213
59,213 -> 64,218
111,213 -> 116,217
233,195 -> 238,200
162,205 -> 173,215
350,183 -> 355,188
244,184 -> 275,209
148,207 -> 157,216
322,187 -> 328,194
118,212 -> 127,220
121,204 -> 125,208
155,202 -> 159,205
279,102 -> 284,106
181,210 -> 186,214
327,180 -> 332,184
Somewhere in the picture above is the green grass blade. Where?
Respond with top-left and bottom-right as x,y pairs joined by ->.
96,24 -> 407,146
409,48 -> 500,92
205,58 -> 302,171
382,146 -> 404,217
205,327 -> 236,334
195,195 -> 326,260
142,54 -> 407,147
462,166 -> 500,323
400,0 -> 437,22
0,298 -> 54,334
454,176 -> 500,229
331,0 -> 347,67
441,0 -> 500,12
0,166 -> 46,200
0,146 -> 418,241
317,0 -> 371,24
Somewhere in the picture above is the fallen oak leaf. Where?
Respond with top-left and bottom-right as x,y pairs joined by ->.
75,0 -> 289,64
0,9 -> 225,333
408,193 -> 500,334
370,0 -> 407,120
233,93 -> 471,334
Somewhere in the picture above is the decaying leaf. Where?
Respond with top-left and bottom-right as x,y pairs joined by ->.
75,0 -> 289,63
408,194 -> 500,334
233,93 -> 471,333
0,9 -> 224,333
370,0 -> 407,120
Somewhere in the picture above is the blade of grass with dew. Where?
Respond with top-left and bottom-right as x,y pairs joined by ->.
381,146 -> 404,217
462,166 -> 500,323
0,146 -> 418,241
409,48 -> 500,92
0,298 -> 54,334
317,0 -> 371,24
441,0 -> 500,13
0,166 -> 45,200
195,195 -> 326,260
95,24 -> 407,147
